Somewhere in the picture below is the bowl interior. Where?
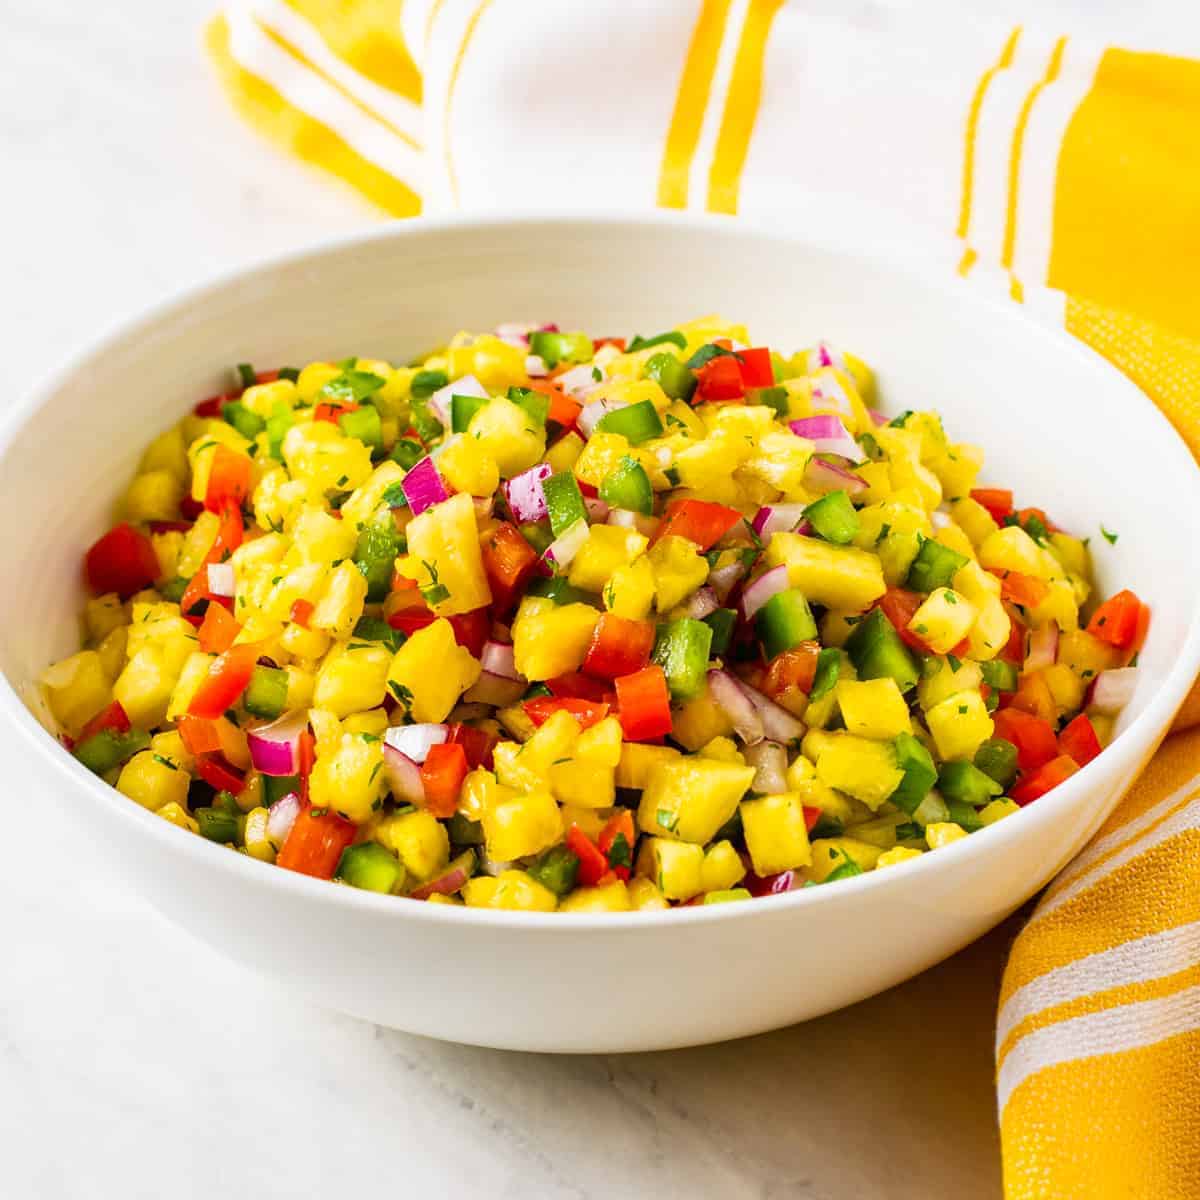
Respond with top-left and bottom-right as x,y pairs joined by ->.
1,215 -> 1196,752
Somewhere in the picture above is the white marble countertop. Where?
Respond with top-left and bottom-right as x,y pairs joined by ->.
3,1 -> 1191,1195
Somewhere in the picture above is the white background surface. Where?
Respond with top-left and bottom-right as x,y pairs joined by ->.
1,1 -> 1191,1195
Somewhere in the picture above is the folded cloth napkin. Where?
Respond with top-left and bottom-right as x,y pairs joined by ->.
208,3 -> 1200,1193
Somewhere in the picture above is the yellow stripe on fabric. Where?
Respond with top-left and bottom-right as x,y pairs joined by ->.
281,0 -> 421,102
1051,49 -> 1200,339
999,826 -> 1200,1008
206,15 -> 420,216
705,0 -> 785,215
657,0 -> 734,210
1001,1028 -> 1200,1200
443,0 -> 493,207
1066,294 -> 1200,464
955,25 -> 1021,273
1002,36 -> 1066,301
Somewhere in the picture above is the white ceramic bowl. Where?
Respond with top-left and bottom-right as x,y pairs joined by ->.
4,214 -> 1199,1052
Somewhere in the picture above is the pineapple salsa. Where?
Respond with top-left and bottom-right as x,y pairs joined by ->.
42,317 -> 1150,912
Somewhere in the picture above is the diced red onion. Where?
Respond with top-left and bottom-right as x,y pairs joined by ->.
402,456 -> 450,516
246,709 -> 308,776
738,681 -> 806,743
708,559 -> 748,604
790,414 -> 865,464
741,564 -> 790,621
524,354 -> 549,377
542,517 -> 589,570
584,496 -> 610,523
751,503 -> 809,540
494,322 -> 533,346
206,561 -> 235,597
1025,623 -> 1060,673
804,456 -> 867,496
384,723 -> 449,765
1091,668 -> 1138,715
608,508 -> 660,538
868,408 -> 889,427
558,364 -> 605,397
807,341 -> 845,373
481,640 -> 522,681
810,371 -> 856,420
744,740 -> 788,794
579,397 -> 622,438
463,671 -> 526,707
409,851 -> 477,900
428,373 -> 487,429
744,866 -> 796,897
537,322 -> 560,333
383,743 -> 426,805
266,791 -> 301,844
707,669 -> 764,745
682,586 -> 718,620
503,462 -> 551,524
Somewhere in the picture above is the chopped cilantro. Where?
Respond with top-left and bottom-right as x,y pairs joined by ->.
1100,525 -> 1119,545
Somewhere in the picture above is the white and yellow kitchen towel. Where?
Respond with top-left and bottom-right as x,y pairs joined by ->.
207,3 -> 1200,1194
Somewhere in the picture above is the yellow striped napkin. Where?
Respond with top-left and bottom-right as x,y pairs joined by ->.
207,4 -> 1200,1193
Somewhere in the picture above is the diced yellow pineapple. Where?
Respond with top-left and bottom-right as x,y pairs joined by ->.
646,535 -> 708,611
387,618 -> 481,723
116,749 -> 190,811
574,716 -> 623,766
968,594 -> 1011,661
979,798 -> 1020,826
122,470 -> 183,523
548,759 -> 615,808
925,822 -> 969,849
806,837 -> 882,882
282,420 -> 372,494
1043,662 -> 1086,715
615,743 -> 680,790
341,708 -> 389,738
925,690 -> 993,761
84,593 -> 128,642
1048,532 -> 1091,579
113,640 -> 193,729
820,610 -> 863,648
698,736 -> 745,764
741,793 -> 813,875
493,742 -> 547,795
310,560 -> 367,639
741,429 -> 813,496
313,642 -> 391,717
94,626 -> 128,686
482,789 -> 563,861
948,497 -> 998,548
165,651 -> 215,722
836,678 -> 912,739
448,333 -> 529,391
637,757 -> 754,843
544,430 -> 585,474
309,731 -> 386,823
701,840 -> 747,892
907,588 -> 976,654
464,870 -> 559,912
1058,629 -> 1120,677
979,526 -> 1047,578
573,431 -> 635,489
156,801 -> 199,834
397,491 -> 491,616
279,620 -> 331,662
876,846 -> 923,869
627,876 -> 670,911
376,809 -> 449,881
511,596 -> 598,680
603,556 -> 657,620
568,526 -> 648,592
917,657 -> 983,710
670,688 -> 736,751
467,394 -> 545,478
138,425 -> 189,483
252,467 -> 311,535
243,806 -> 276,861
437,434 -> 501,498
560,804 -> 608,840
765,533 -> 886,610
1028,580 -> 1080,632
635,837 -> 704,901
187,423 -> 254,502
288,506 -> 359,565
927,442 -> 983,499
558,880 -> 632,913
813,735 -> 903,810
296,362 -> 340,402
41,650 -> 113,736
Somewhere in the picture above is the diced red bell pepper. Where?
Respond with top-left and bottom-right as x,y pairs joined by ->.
546,672 -> 612,703
448,723 -> 498,770
875,588 -> 934,653
736,347 -> 774,389
276,804 -> 357,879
194,392 -> 236,418
523,696 -> 610,731
1087,589 -> 1150,653
290,598 -> 314,628
565,825 -> 609,887
998,602 -> 1028,664
147,520 -> 193,535
592,336 -> 626,352
419,742 -> 469,818
197,603 -> 242,654
988,568 -> 1050,607
970,487 -> 1014,523
176,713 -> 224,757
1010,754 -> 1079,805
763,642 -> 821,698
1008,669 -> 1057,724
204,445 -> 253,514
804,806 -> 822,833
194,753 -> 246,795
180,508 -> 245,617
77,700 -> 131,743
313,400 -> 357,423
85,523 -> 161,598
652,498 -> 743,551
581,612 -> 656,680
992,707 -> 1059,771
447,608 -> 491,658
614,665 -> 673,741
1058,713 -> 1102,767
1018,507 -> 1058,534
525,378 -> 582,429
693,355 -> 745,402
187,642 -> 260,719
480,521 -> 539,613
255,369 -> 280,385
597,810 -> 635,881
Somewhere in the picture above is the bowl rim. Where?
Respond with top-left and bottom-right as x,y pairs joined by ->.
4,208 -> 1199,932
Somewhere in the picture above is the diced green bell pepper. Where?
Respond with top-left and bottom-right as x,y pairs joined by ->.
845,609 -> 920,692
222,400 -> 265,440
354,521 -> 401,603
595,400 -> 665,445
450,393 -> 489,433
243,665 -> 289,720
599,455 -> 653,515
755,588 -> 818,660
905,537 -> 969,593
809,647 -> 843,702
338,404 -> 383,454
518,521 -> 554,556
508,387 -> 550,428
352,615 -> 404,651
196,806 -> 241,844
824,851 -> 864,883
446,812 -> 484,846
702,608 -> 737,657
938,760 -> 1003,807
266,401 -> 295,460
73,728 -> 150,776
390,437 -> 426,471
944,799 -> 986,833
980,659 -> 1019,693
541,471 -> 588,536
889,732 -> 938,814
160,576 -> 188,603
410,369 -> 448,400
527,845 -> 580,896
528,331 -> 592,368
652,618 -> 714,701
525,576 -> 597,606
627,330 -> 686,353
751,385 -> 789,416
643,352 -> 697,403
974,737 -> 1020,788
803,490 -> 860,545
685,343 -> 738,370
336,841 -> 405,893
262,773 -> 300,807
